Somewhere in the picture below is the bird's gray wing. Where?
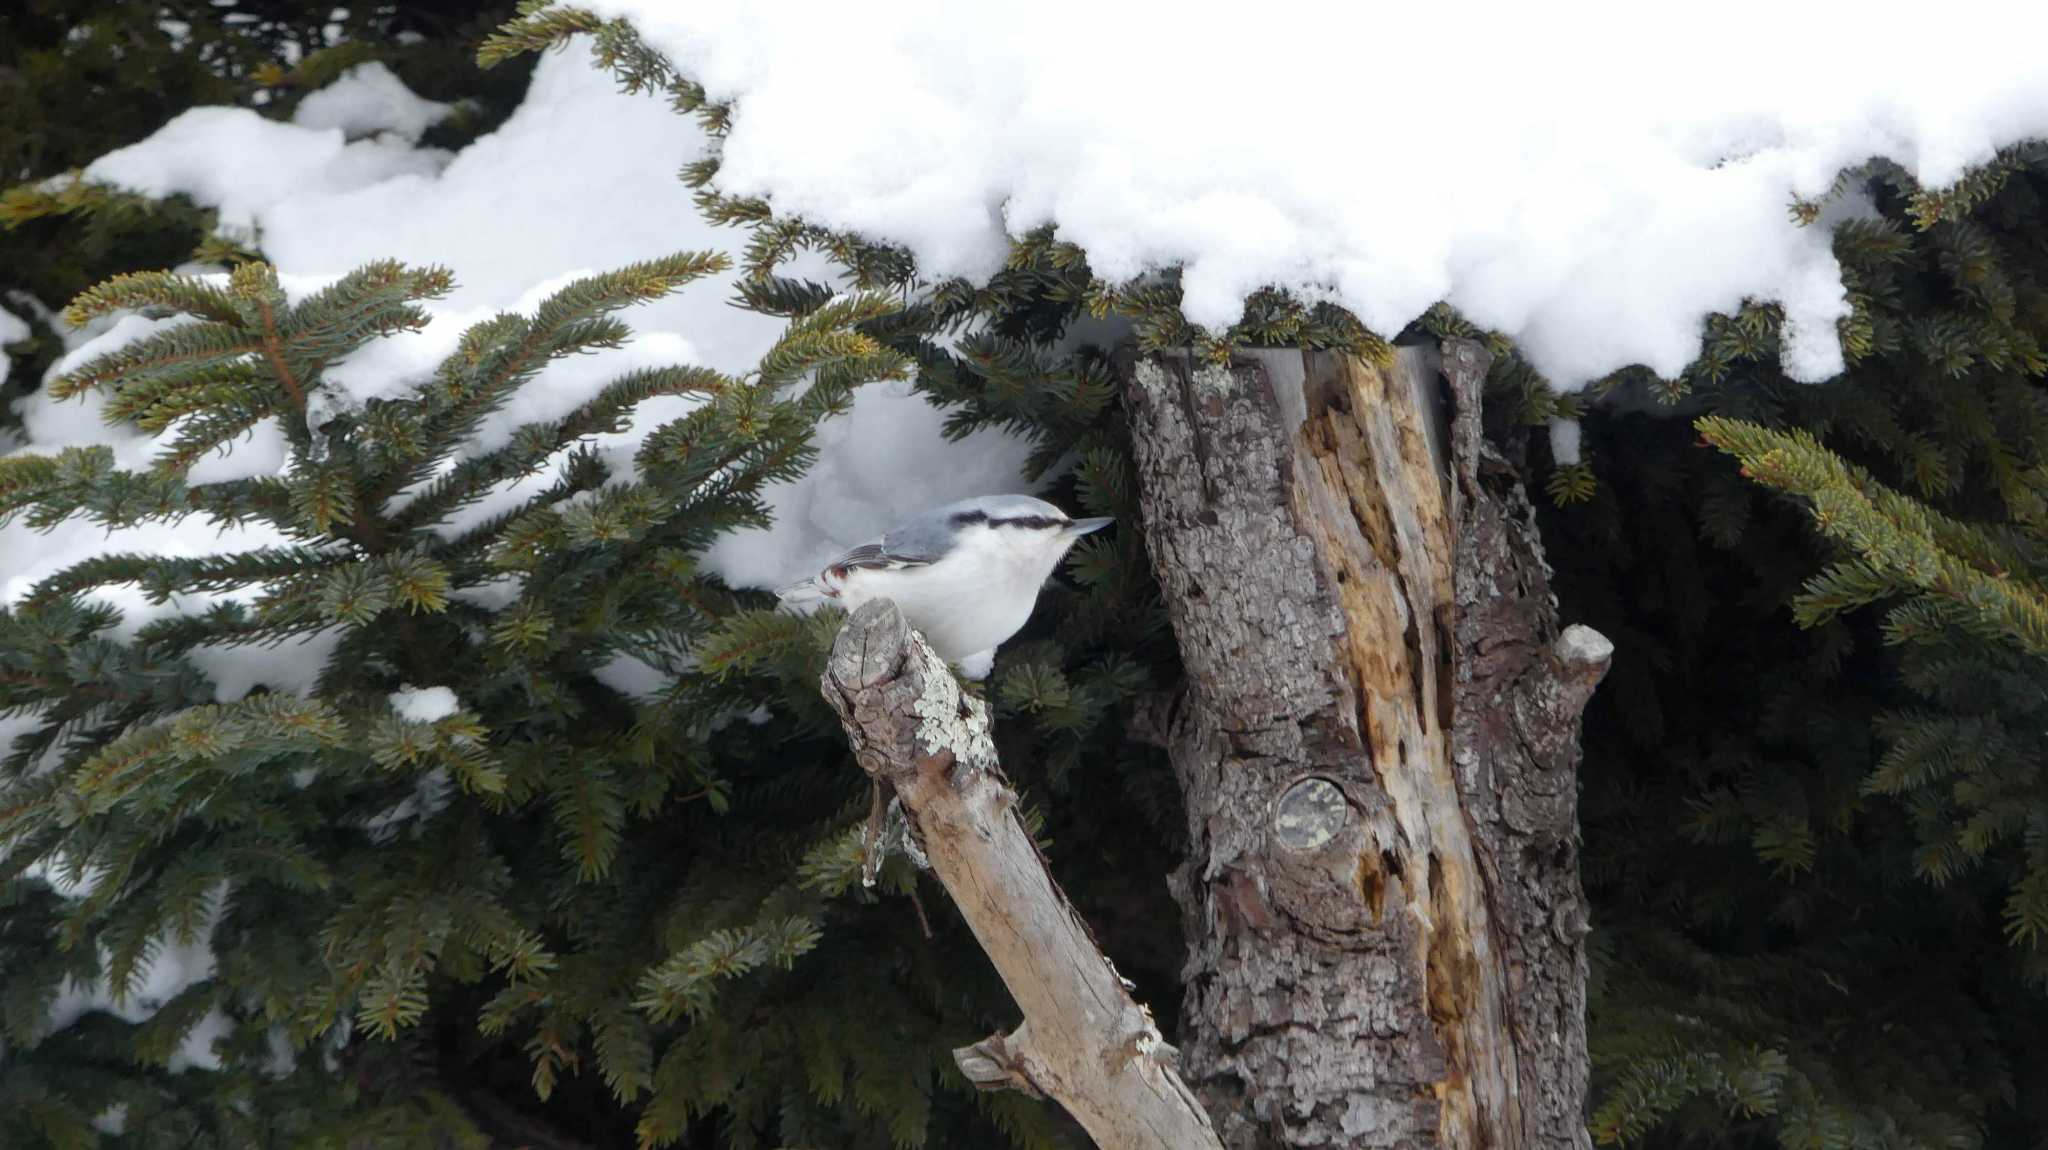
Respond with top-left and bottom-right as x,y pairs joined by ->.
831,505 -> 958,568
776,523 -> 946,603
833,517 -> 952,571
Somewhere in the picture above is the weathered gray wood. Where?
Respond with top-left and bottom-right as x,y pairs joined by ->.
1123,341 -> 1608,1150
820,600 -> 1224,1150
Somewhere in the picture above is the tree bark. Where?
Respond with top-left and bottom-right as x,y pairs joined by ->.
819,599 -> 1224,1150
1123,341 -> 1609,1150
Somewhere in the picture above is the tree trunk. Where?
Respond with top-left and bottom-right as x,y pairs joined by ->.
1123,341 -> 1610,1150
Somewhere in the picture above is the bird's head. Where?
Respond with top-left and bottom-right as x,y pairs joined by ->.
943,495 -> 1113,573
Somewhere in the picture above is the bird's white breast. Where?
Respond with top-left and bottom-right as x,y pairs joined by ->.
835,537 -> 1048,662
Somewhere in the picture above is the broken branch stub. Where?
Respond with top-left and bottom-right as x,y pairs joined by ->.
819,599 -> 1223,1150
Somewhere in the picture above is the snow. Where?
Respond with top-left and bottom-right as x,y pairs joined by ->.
594,653 -> 670,700
0,303 -> 26,387
85,107 -> 449,233
251,53 -> 786,367
168,1007 -> 233,1072
188,630 -> 346,703
388,685 -> 461,722
588,0 -> 2048,388
39,877 -> 236,1074
44,880 -> 228,1045
0,712 -> 43,766
292,62 -> 454,142
450,576 -> 524,611
1548,419 -> 1583,468
264,1025 -> 298,1076
363,767 -> 452,842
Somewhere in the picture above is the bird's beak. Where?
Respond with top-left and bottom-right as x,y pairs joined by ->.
1065,517 -> 1115,539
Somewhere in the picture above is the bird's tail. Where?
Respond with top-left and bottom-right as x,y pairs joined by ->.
775,577 -> 828,607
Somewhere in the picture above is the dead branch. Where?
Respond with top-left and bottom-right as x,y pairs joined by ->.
819,599 -> 1223,1150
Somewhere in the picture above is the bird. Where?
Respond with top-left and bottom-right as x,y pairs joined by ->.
777,494 -> 1114,679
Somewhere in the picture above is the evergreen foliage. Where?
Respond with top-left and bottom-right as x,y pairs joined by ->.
0,240 -> 1082,1144
1702,412 -> 2048,960
0,18 -> 1182,1145
1544,154 -> 2048,1149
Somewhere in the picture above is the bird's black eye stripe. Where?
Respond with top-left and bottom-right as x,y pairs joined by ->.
948,510 -> 1070,530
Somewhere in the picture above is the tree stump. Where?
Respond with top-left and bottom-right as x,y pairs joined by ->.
1124,341 -> 1609,1150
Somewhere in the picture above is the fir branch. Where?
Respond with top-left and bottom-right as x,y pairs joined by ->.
477,3 -> 606,69
1701,416 -> 2048,650
236,262 -> 309,416
389,364 -> 729,534
62,269 -> 243,327
48,322 -> 260,400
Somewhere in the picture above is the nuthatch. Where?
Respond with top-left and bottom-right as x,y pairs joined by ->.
778,494 -> 1113,678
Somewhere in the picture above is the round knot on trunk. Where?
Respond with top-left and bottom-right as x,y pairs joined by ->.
1273,776 -> 1349,852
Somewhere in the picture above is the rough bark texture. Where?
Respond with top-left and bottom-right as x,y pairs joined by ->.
820,600 -> 1224,1150
1123,342 -> 1608,1150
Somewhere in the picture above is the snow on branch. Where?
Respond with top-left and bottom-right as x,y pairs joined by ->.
819,599 -> 1223,1150
590,0 -> 2048,389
